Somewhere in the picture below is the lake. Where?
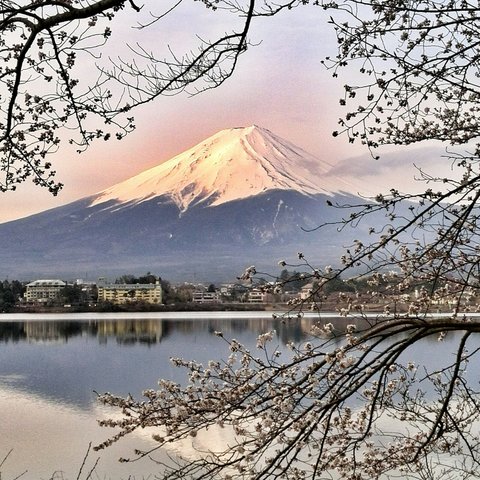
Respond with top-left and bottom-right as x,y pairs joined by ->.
0,311 -> 327,479
0,311 -> 472,479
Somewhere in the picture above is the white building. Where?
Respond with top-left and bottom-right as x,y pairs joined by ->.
192,291 -> 221,303
248,288 -> 269,303
25,279 -> 66,303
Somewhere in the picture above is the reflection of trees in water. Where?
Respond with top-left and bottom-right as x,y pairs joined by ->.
0,320 -> 165,344
0,322 -> 27,342
169,317 -> 316,345
0,321 -> 87,343
276,319 -> 306,345
0,315 -> 361,345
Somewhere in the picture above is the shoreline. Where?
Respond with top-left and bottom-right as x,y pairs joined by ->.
2,309 -> 480,322
8,302 -> 271,314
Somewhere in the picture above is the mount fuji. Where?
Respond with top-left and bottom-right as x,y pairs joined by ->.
0,126 -> 372,281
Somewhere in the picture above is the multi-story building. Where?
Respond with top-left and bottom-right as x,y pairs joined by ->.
97,277 -> 162,305
25,279 -> 66,303
192,290 -> 221,304
248,288 -> 270,303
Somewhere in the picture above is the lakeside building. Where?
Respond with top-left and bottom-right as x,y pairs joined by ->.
97,277 -> 162,305
248,288 -> 271,303
25,279 -> 66,303
192,291 -> 221,304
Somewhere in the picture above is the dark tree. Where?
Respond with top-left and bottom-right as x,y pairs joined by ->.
0,279 -> 24,311
138,273 -> 158,284
61,284 -> 82,304
115,274 -> 137,284
0,0 -> 260,193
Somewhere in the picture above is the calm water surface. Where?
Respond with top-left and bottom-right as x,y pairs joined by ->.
0,312 -> 472,479
0,312 -> 321,479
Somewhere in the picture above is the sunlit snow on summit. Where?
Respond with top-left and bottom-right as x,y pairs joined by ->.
91,125 -> 359,212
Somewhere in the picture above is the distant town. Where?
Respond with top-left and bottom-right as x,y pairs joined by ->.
0,269 -> 476,315
0,271 -> 327,313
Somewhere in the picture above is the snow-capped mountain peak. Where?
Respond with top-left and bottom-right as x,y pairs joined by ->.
91,125 -> 357,211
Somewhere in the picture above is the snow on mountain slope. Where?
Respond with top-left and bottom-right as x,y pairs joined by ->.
91,125 -> 359,212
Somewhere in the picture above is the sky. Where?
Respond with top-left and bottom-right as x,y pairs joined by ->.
0,1 -> 447,223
